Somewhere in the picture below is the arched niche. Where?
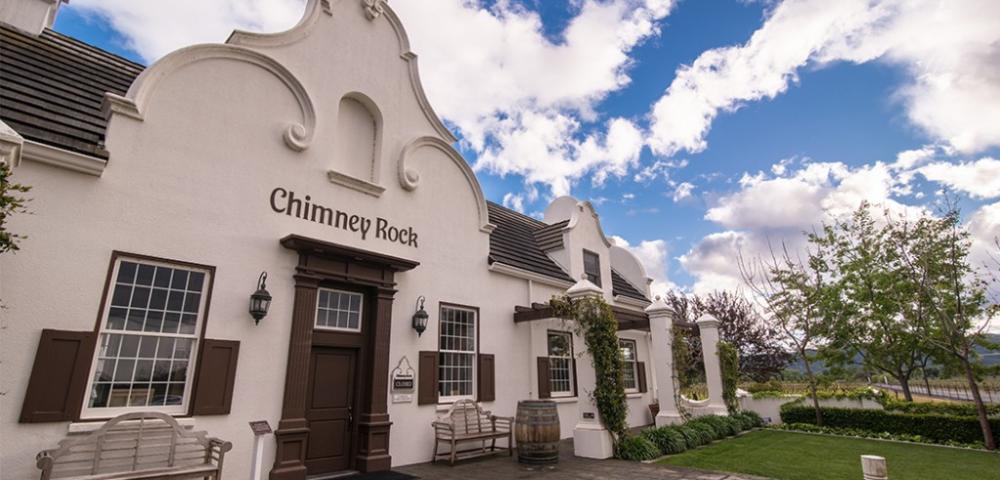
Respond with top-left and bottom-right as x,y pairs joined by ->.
328,92 -> 385,197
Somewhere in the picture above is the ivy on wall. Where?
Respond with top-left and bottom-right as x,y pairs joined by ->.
719,340 -> 739,414
551,294 -> 628,442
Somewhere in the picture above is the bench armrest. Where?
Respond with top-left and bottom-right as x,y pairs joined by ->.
209,438 -> 234,453
490,415 -> 514,432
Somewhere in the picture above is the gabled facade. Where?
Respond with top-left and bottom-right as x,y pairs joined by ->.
0,1 -> 685,478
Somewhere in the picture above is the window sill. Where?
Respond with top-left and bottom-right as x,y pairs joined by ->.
626,392 -> 643,399
550,397 -> 578,404
68,417 -> 195,434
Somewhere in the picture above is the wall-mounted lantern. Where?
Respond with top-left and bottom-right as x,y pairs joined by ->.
412,296 -> 428,336
249,271 -> 272,325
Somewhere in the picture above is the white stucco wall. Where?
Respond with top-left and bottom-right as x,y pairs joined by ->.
0,1 -> 656,478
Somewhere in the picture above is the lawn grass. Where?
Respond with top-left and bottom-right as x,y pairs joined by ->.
659,430 -> 1000,480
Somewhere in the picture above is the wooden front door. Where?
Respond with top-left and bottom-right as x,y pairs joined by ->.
305,346 -> 357,475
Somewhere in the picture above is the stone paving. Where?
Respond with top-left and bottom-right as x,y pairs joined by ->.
397,439 -> 761,480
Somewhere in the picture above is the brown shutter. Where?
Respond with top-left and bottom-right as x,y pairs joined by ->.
536,357 -> 551,399
20,329 -> 97,423
191,339 -> 240,415
418,351 -> 439,405
571,358 -> 579,397
637,361 -> 648,393
477,353 -> 495,402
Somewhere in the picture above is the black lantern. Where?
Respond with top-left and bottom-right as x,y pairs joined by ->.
249,271 -> 272,324
412,296 -> 428,336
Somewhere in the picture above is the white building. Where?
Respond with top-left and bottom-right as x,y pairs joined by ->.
0,1 -> 719,478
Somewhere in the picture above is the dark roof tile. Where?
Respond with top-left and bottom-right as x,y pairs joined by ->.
611,268 -> 649,302
0,26 -> 144,158
487,201 -> 573,283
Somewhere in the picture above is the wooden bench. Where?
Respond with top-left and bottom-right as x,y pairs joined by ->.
36,412 -> 233,480
431,399 -> 513,465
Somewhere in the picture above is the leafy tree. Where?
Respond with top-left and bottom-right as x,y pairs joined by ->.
893,206 -> 997,450
0,162 -> 30,255
740,243 -> 832,426
665,291 -> 791,382
810,204 -> 934,401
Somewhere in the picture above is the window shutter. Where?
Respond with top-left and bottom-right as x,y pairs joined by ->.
536,357 -> 551,399
191,339 -> 240,415
477,353 -> 495,402
20,330 -> 96,423
418,351 -> 439,405
637,361 -> 648,393
571,358 -> 579,397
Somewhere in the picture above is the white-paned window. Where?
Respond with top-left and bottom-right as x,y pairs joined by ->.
438,305 -> 477,402
547,331 -> 575,397
315,288 -> 363,331
85,258 -> 210,417
619,338 -> 638,392
583,250 -> 601,286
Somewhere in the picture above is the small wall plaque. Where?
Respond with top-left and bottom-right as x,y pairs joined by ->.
582,412 -> 595,420
249,420 -> 272,436
390,356 -> 416,392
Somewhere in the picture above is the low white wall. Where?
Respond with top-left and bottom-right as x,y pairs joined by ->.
739,396 -> 884,425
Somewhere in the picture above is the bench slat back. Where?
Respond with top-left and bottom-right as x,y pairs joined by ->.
444,400 -> 493,435
43,412 -> 214,479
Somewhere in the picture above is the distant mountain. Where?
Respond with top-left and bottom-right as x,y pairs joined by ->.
783,334 -> 1000,375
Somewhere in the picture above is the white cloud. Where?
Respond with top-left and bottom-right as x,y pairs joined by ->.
610,235 -> 676,297
633,158 -> 687,183
672,181 -> 695,202
648,0 -> 1000,157
502,192 -> 525,213
68,0 -> 304,61
919,158 -> 1000,199
394,0 -> 675,195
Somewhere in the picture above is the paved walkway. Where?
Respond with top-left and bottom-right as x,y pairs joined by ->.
397,439 -> 760,480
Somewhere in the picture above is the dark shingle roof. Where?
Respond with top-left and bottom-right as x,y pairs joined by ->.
487,201 -> 573,283
0,26 -> 144,158
611,268 -> 649,302
533,219 -> 567,251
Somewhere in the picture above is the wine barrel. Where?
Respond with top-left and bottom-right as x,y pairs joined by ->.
515,400 -> 560,465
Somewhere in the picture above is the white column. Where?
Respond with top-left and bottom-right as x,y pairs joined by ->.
646,297 -> 683,426
567,276 -> 615,459
696,314 -> 728,415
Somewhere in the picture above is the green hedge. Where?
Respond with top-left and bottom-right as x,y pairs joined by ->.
882,399 -> 1000,417
780,406 -> 1000,447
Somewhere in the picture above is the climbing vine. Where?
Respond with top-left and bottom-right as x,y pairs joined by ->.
719,340 -> 740,414
551,294 -> 628,442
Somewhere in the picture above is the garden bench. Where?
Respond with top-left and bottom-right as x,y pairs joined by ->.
431,399 -> 513,465
36,412 -> 232,480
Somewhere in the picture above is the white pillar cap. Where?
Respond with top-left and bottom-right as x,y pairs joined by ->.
695,314 -> 720,328
644,295 -> 674,316
566,274 -> 603,299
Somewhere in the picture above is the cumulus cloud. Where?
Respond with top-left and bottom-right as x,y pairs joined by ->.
672,181 -> 695,202
648,0 -> 1000,157
919,158 -> 1000,200
610,236 -> 676,297
394,0 -> 675,196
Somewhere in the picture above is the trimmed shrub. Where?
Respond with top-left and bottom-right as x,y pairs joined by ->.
676,426 -> 705,448
780,405 -> 1000,447
732,411 -> 764,430
882,399 -> 1000,417
615,435 -> 661,461
689,415 -> 738,437
687,422 -> 718,444
771,423 -> 985,449
641,427 -> 688,454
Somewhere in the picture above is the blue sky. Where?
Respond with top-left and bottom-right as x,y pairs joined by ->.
54,0 -> 1000,295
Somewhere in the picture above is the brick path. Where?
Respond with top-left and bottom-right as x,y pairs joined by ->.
397,439 -> 761,480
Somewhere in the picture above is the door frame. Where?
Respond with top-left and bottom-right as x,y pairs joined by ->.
270,235 -> 418,480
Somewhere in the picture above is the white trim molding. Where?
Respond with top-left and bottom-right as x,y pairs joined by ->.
488,262 -> 574,289
398,136 -> 495,234
0,120 -> 24,168
327,170 -> 385,197
103,44 -> 316,153
614,295 -> 651,309
22,141 -> 107,176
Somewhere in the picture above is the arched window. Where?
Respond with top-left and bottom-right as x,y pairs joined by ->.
330,94 -> 383,195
